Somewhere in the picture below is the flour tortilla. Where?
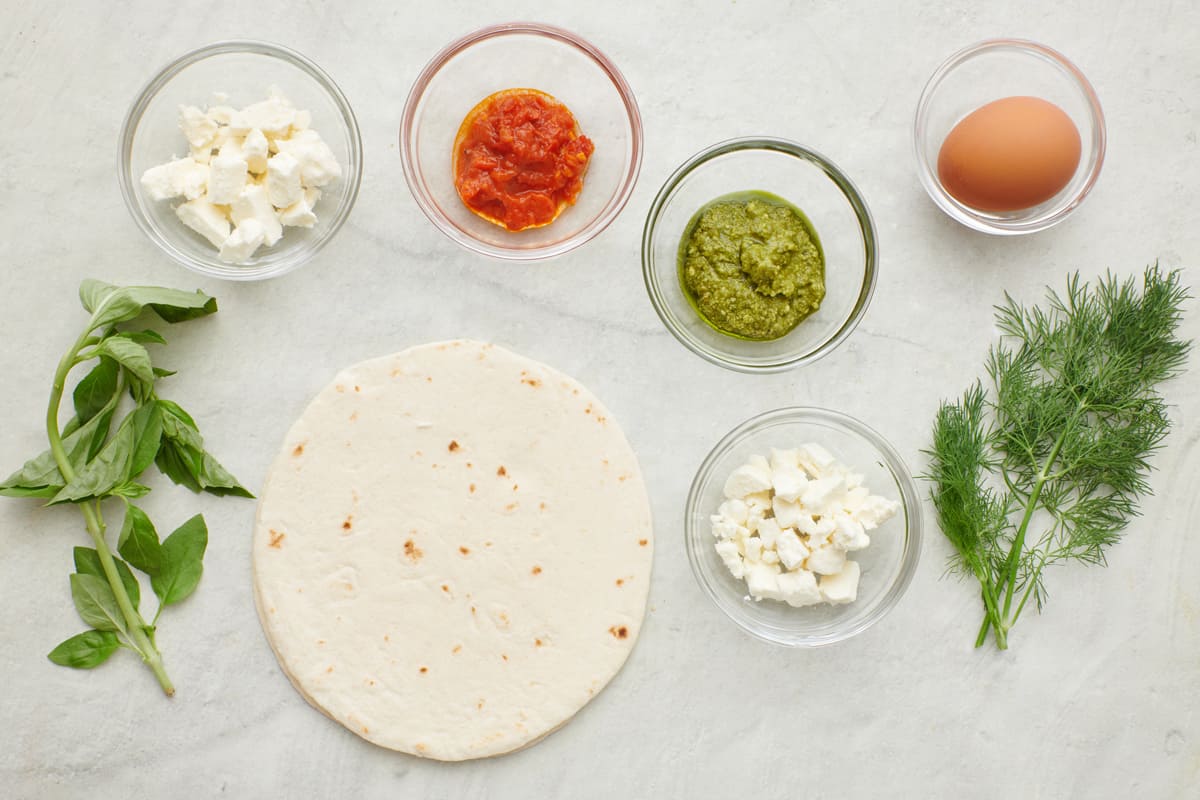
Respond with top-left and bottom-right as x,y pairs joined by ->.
253,340 -> 653,760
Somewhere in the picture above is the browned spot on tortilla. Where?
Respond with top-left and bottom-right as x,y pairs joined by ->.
425,376 -> 432,383
353,385 -> 361,393
501,654 -> 508,662
268,529 -> 285,548
292,442 -> 305,457
585,407 -> 591,414
609,625 -> 629,639
404,539 -> 423,563
383,635 -> 388,642
535,638 -> 544,647
448,440 -> 460,452
326,666 -> 334,673
505,502 -> 518,512
616,578 -> 624,587
466,461 -> 473,468
335,384 -> 345,393
269,607 -> 276,614
512,484 -> 519,492
317,639 -> 325,645
349,411 -> 358,421
521,376 -> 542,388
618,473 -> 629,482
342,515 -> 353,531
531,565 -> 542,575
367,679 -> 376,686
415,743 -> 427,753
497,465 -> 507,477
477,699 -> 485,710
602,458 -> 609,467
459,546 -> 470,556
469,483 -> 476,494
390,367 -> 403,377
639,539 -> 648,547
596,415 -> 607,424
441,584 -> 450,593
470,605 -> 477,615
419,666 -> 428,674
452,644 -> 462,654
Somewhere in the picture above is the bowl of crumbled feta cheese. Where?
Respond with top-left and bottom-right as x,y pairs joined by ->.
685,407 -> 921,646
119,41 -> 362,280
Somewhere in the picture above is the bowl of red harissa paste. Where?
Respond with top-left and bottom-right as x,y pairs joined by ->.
400,22 -> 643,261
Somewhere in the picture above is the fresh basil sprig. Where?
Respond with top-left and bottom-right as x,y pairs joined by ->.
1,280 -> 250,695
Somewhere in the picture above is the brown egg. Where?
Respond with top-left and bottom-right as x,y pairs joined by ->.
937,96 -> 1081,212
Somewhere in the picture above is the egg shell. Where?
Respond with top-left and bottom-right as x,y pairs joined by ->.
936,96 -> 1082,212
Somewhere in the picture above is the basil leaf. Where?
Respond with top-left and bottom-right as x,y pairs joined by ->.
47,630 -> 121,669
199,452 -> 254,498
116,329 -> 167,345
154,439 -> 203,492
95,337 -> 155,387
151,514 -> 207,606
154,399 -> 252,497
0,390 -> 121,498
72,357 -> 119,425
82,281 -> 217,329
152,366 -> 177,378
73,546 -> 141,612
48,403 -> 162,505
70,573 -> 127,633
117,503 -> 163,575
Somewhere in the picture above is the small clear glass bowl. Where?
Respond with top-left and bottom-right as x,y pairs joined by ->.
685,407 -> 921,647
400,22 -> 643,261
642,138 -> 877,373
914,38 -> 1105,235
119,41 -> 363,281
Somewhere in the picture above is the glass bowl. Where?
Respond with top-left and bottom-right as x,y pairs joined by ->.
642,138 -> 877,373
400,22 -> 643,261
685,407 -> 921,647
914,38 -> 1105,235
119,41 -> 363,281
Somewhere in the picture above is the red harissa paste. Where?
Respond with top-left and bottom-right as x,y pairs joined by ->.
453,89 -> 595,232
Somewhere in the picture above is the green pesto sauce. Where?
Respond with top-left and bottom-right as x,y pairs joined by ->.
678,191 -> 825,341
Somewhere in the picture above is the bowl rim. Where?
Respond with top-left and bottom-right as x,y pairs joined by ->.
912,37 -> 1107,236
642,136 -> 878,373
399,21 -> 644,262
684,406 -> 923,647
118,39 -> 364,281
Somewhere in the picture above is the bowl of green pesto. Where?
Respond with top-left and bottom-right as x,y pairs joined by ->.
643,138 -> 877,372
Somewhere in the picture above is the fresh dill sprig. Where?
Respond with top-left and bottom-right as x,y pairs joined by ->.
926,266 -> 1190,650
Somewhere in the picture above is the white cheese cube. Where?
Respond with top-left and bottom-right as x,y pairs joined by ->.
723,462 -> 772,500
304,186 -> 321,207
858,495 -> 901,530
772,495 -> 805,529
267,151 -> 304,208
207,154 -> 248,205
279,198 -> 318,229
795,513 -> 821,537
775,530 -> 810,571
842,486 -> 870,512
179,105 -> 218,149
832,512 -> 870,551
771,464 -> 808,502
710,515 -> 743,541
761,549 -> 780,565
140,157 -> 208,201
820,560 -> 861,604
218,218 -> 265,263
717,499 -> 749,526
777,569 -> 822,607
175,197 -> 230,247
768,448 -> 800,471
293,108 -> 312,131
218,135 -> 244,161
755,517 -> 783,550
189,144 -> 213,164
797,443 -> 836,477
230,96 -> 296,137
744,562 -> 782,602
714,540 -> 745,579
243,129 -> 270,174
277,128 -> 342,187
806,542 -> 847,576
231,184 -> 283,246
743,536 -> 764,564
801,475 -> 845,517
744,491 -> 772,517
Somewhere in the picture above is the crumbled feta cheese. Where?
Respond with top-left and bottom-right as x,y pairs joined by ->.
756,517 -> 783,550
775,530 -> 810,571
797,443 -> 836,477
717,499 -> 749,526
724,462 -> 773,499
276,128 -> 342,187
230,96 -> 296,137
231,184 -> 283,246
714,540 -> 744,579
744,491 -> 773,517
772,495 -> 805,529
771,464 -> 808,502
242,129 -> 270,174
806,543 -> 847,576
179,105 -> 217,149
710,515 -> 744,541
744,562 -> 783,602
293,108 -> 312,131
820,560 -> 861,604
176,197 -> 229,247
768,448 -> 799,471
857,496 -> 901,530
801,475 -> 844,516
139,157 -> 208,201
207,154 -> 248,205
777,569 -> 822,607
219,218 -> 265,263
832,512 -> 870,551
743,536 -> 764,564
267,151 -> 303,208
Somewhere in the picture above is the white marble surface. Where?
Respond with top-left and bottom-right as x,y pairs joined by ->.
2,1 -> 1198,797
